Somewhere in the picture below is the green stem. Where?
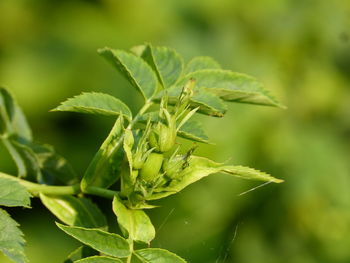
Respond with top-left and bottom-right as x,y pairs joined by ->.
83,186 -> 118,199
127,238 -> 134,263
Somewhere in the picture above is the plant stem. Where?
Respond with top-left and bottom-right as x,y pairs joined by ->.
127,238 -> 134,263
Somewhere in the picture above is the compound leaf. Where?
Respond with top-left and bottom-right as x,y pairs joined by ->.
52,92 -> 132,120
40,195 -> 107,228
112,196 -> 155,244
0,174 -> 31,207
133,248 -> 186,263
56,223 -> 130,258
98,48 -> 157,100
0,208 -> 27,263
141,44 -> 184,89
185,56 -> 221,74
75,256 -> 123,263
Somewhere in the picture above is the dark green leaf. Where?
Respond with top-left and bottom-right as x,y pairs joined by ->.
0,174 -> 31,207
40,195 -> 107,228
175,69 -> 285,108
185,56 -> 221,74
52,92 -> 132,120
64,246 -> 98,263
112,196 -> 155,244
0,87 -> 32,140
75,256 -> 123,263
177,119 -> 209,144
81,116 -> 124,189
98,48 -> 157,100
133,248 -> 186,263
141,44 -> 184,89
0,208 -> 27,263
56,223 -> 130,258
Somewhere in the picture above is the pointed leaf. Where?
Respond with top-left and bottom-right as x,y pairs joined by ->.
185,56 -> 221,74
64,246 -> 98,263
98,48 -> 157,100
178,119 -> 209,144
0,87 -> 32,140
81,116 -> 124,189
175,69 -> 284,108
56,223 -> 130,258
52,92 -> 132,120
75,256 -> 123,263
133,248 -> 186,263
112,196 -> 155,244
40,195 -> 107,228
141,44 -> 184,89
0,208 -> 27,263
148,156 -> 283,200
0,174 -> 31,207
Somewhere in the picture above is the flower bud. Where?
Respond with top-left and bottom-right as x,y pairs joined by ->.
149,123 -> 176,153
139,152 -> 164,182
162,155 -> 185,180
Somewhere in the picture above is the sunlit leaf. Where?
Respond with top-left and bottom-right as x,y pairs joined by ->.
112,196 -> 155,244
133,248 -> 186,263
64,246 -> 98,263
185,56 -> 221,74
98,48 -> 157,100
56,223 -> 130,258
75,256 -> 123,263
0,208 -> 27,263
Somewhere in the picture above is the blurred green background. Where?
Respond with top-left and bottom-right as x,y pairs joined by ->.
1,0 -> 350,262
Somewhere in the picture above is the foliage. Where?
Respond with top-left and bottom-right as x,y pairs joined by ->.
0,44 -> 283,262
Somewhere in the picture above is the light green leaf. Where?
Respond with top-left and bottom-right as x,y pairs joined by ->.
0,174 -> 31,207
40,195 -> 107,228
185,56 -> 221,74
64,246 -> 98,263
112,196 -> 155,244
56,223 -> 130,258
98,48 -> 157,100
148,156 -> 283,200
178,119 -> 209,144
175,69 -> 285,108
0,87 -> 32,140
81,116 -> 124,189
141,44 -> 184,89
75,256 -> 123,263
52,92 -> 132,120
0,208 -> 27,263
133,248 -> 186,263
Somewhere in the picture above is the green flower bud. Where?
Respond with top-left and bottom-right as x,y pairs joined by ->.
149,123 -> 176,153
162,155 -> 185,180
139,152 -> 164,182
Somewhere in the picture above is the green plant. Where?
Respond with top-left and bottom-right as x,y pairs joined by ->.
0,44 -> 284,263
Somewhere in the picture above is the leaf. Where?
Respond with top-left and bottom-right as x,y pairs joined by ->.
154,86 -> 227,117
141,44 -> 184,89
175,69 -> 285,108
148,156 -> 283,200
40,195 -> 107,228
133,248 -> 186,263
178,119 -> 209,144
98,48 -> 158,100
75,256 -> 123,263
0,208 -> 27,263
64,246 -> 98,263
81,116 -> 124,189
112,196 -> 155,244
0,174 -> 31,207
0,87 -> 32,140
185,56 -> 221,74
52,92 -> 132,120
56,223 -> 130,258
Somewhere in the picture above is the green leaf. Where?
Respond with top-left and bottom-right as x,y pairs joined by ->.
133,248 -> 186,263
81,116 -> 124,189
40,195 -> 107,228
155,86 -> 227,117
98,48 -> 158,100
0,174 -> 31,207
75,256 -> 123,263
52,92 -> 132,120
0,208 -> 27,263
112,196 -> 155,244
141,44 -> 184,89
178,119 -> 209,144
185,56 -> 221,74
148,156 -> 283,200
0,87 -> 32,140
56,223 -> 130,258
175,69 -> 285,108
64,246 -> 98,263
